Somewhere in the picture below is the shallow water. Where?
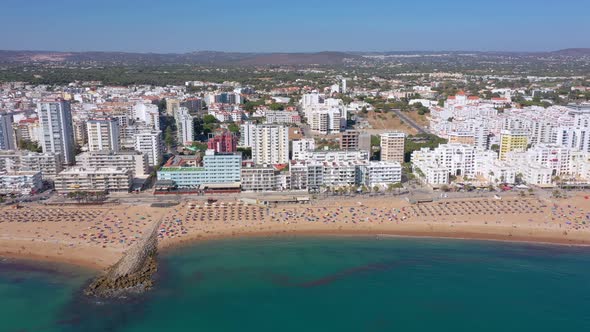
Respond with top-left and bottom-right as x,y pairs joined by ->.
2,237 -> 590,331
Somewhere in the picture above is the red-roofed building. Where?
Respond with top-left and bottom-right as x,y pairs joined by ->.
207,131 -> 238,153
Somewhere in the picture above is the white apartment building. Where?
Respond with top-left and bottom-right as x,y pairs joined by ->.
292,138 -> 316,161
0,150 -> 64,180
552,126 -> 590,153
76,151 -> 149,178
54,167 -> 133,193
239,121 -> 256,147
307,150 -> 369,163
289,160 -> 401,192
310,108 -> 341,134
134,130 -> 163,167
0,171 -> 42,195
175,107 -> 194,145
411,143 -> 478,185
240,163 -> 280,191
87,118 -> 120,152
301,92 -> 322,109
133,103 -> 160,130
265,111 -> 300,124
380,132 -> 406,163
505,144 -> 590,185
359,161 -> 402,188
474,152 -> 518,184
37,100 -> 75,165
250,124 -> 289,165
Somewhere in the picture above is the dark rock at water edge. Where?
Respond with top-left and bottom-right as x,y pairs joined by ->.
84,219 -> 162,298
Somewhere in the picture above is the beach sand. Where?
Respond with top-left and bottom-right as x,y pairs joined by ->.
1,194 -> 589,270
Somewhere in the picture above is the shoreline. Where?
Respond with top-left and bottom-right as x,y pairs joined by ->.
2,228 -> 590,272
158,227 -> 590,252
1,194 -> 589,272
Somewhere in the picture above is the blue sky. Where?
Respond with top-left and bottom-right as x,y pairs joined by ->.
1,0 -> 588,53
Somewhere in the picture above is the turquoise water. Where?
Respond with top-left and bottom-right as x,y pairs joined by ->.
2,237 -> 590,331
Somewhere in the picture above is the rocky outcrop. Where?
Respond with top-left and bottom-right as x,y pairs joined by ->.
85,219 -> 161,298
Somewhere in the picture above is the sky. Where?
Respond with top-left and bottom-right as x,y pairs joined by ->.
1,0 -> 588,53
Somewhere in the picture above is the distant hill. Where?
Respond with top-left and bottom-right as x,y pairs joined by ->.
236,52 -> 359,65
0,50 -> 359,65
550,48 -> 590,56
0,49 -> 587,66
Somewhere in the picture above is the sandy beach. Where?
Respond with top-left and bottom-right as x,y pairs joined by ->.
1,194 -> 589,270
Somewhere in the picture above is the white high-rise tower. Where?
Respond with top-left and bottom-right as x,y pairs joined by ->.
37,100 -> 75,165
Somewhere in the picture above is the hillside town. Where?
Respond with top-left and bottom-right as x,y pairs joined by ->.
0,71 -> 589,202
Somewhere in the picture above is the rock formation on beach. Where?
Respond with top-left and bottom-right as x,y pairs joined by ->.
85,219 -> 162,298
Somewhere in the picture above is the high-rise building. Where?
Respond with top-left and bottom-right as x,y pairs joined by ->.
207,131 -> 238,153
0,112 -> 16,150
500,129 -> 528,160
310,109 -> 341,134
239,121 -> 256,147
380,132 -> 406,163
251,124 -> 289,164
134,130 -> 162,167
174,107 -> 194,145
37,100 -> 75,165
87,118 -> 120,152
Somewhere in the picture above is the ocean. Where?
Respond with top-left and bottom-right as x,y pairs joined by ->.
2,237 -> 590,331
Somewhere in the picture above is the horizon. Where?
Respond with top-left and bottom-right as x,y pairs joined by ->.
1,0 -> 589,53
1,48 -> 589,55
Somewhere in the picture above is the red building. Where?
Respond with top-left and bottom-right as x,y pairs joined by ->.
207,131 -> 238,153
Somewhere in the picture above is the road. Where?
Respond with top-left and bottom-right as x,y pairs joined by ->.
390,109 -> 431,135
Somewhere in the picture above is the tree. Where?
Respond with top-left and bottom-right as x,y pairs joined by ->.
440,184 -> 450,192
157,98 -> 167,114
164,127 -> 174,149
228,123 -> 240,134
373,186 -> 380,194
269,103 -> 284,111
203,114 -> 217,124
18,139 -> 42,153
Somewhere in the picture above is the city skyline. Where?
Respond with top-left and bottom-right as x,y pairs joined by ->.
1,0 -> 589,53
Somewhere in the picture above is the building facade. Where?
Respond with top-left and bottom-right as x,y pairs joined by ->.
87,118 -> 120,152
37,100 -> 75,165
380,132 -> 406,164
54,167 -> 133,193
